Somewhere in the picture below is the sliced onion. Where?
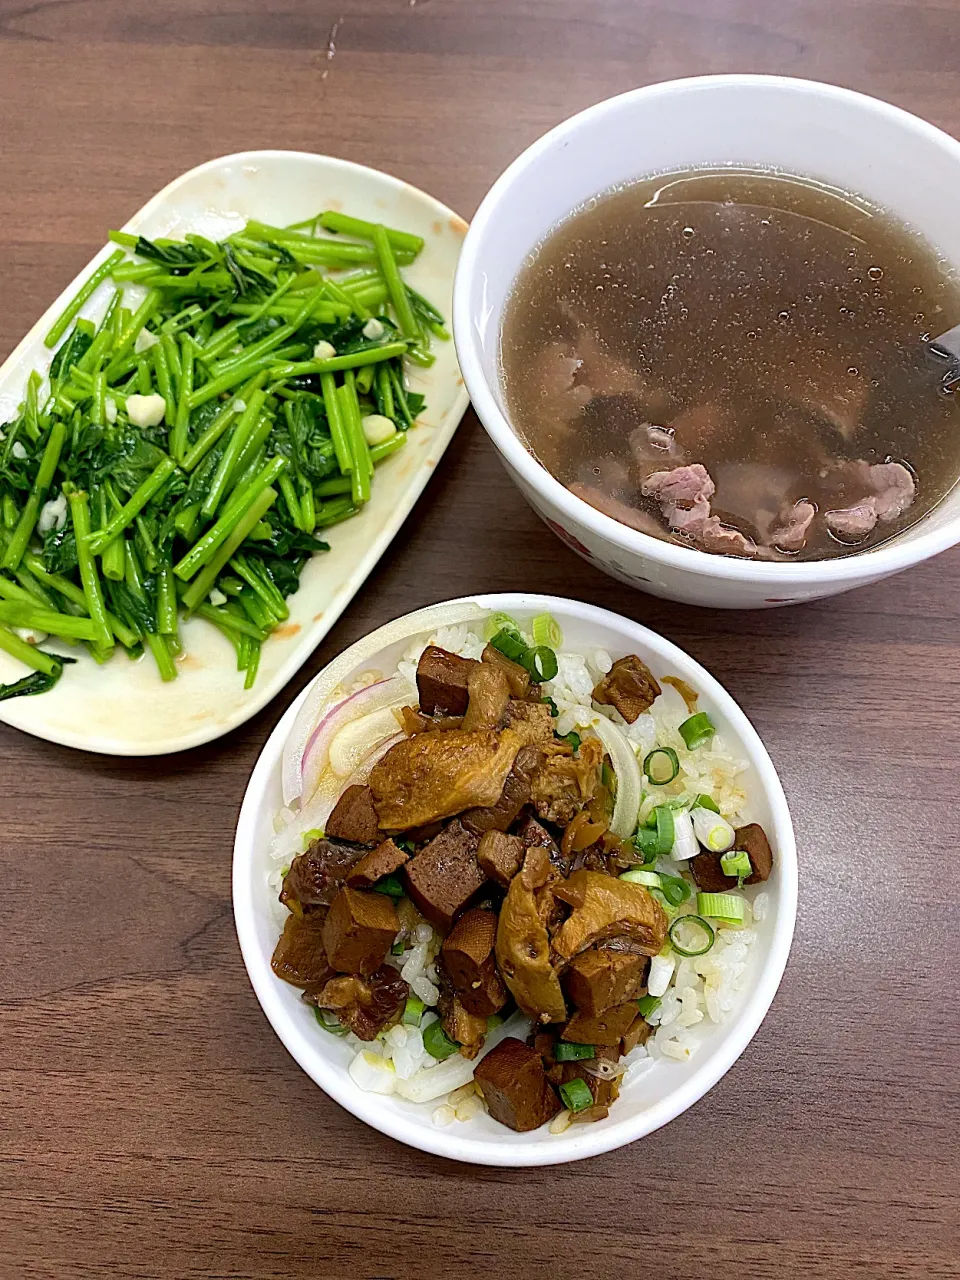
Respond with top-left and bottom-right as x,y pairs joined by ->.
328,705 -> 406,778
587,714 -> 643,838
301,676 -> 414,803
281,599 -> 487,806
341,731 -> 405,789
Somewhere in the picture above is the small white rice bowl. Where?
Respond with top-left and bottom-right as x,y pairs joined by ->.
233,594 -> 796,1166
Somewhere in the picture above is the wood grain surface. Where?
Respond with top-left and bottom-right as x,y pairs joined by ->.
1,2 -> 959,1277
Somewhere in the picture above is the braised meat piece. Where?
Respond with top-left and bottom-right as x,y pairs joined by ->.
691,821 -> 774,891
531,737 -> 603,825
561,1000 -> 640,1047
325,784 -> 381,845
496,846 -> 566,1025
473,1037 -> 561,1132
322,886 -> 399,975
416,645 -> 479,716
503,699 -> 555,748
481,643 -> 531,698
592,654 -> 661,722
311,967 -> 407,1040
369,728 -> 524,830
563,948 -> 648,1015
461,743 -> 542,835
439,992 -> 488,1059
345,838 -> 408,889
402,820 -> 484,930
553,870 -> 668,960
515,814 -> 561,857
735,822 -> 774,883
441,908 -> 508,1018
271,912 -> 335,989
461,662 -> 511,732
280,839 -> 361,911
476,830 -> 525,887
399,706 -> 464,735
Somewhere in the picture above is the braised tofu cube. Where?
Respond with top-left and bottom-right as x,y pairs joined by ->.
416,645 -> 479,716
325,784 -> 382,845
346,838 -> 408,889
402,820 -> 484,930
476,830 -> 525,886
473,1037 -> 561,1132
564,948 -> 648,1015
561,1000 -> 640,1047
441,908 -> 507,1018
321,886 -> 399,975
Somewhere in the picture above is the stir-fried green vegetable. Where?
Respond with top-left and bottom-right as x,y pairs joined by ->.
0,211 -> 445,697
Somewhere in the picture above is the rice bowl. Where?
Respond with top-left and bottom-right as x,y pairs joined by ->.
232,594 -> 797,1165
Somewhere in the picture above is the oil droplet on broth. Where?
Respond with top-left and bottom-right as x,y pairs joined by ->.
868,266 -> 883,280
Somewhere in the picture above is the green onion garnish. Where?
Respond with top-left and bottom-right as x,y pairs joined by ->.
658,873 -> 693,907
529,644 -> 558,682
696,892 -> 746,924
620,868 -> 661,888
402,995 -> 425,1026
302,827 -> 324,848
390,939 -> 405,956
668,914 -> 716,957
314,1007 -> 349,1036
633,826 -> 661,862
484,611 -> 521,641
554,1041 -> 595,1062
372,874 -> 405,897
636,994 -> 661,1018
542,696 -> 559,717
422,1020 -> 459,1061
486,1012 -> 506,1031
643,747 -> 680,785
693,793 -> 720,813
531,611 -> 563,649
720,849 -> 752,887
678,712 -> 716,751
489,627 -> 528,663
562,730 -> 581,751
559,1077 -> 593,1112
654,805 -> 675,855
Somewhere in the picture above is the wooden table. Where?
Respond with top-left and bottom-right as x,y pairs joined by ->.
2,3 -> 958,1277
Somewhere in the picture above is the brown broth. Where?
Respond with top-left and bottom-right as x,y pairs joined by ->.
499,169 -> 960,560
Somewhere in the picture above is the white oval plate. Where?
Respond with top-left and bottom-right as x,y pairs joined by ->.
233,593 -> 797,1167
0,151 -> 470,755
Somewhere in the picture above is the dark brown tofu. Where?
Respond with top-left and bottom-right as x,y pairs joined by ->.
561,1000 -> 640,1047
311,967 -> 408,1040
271,912 -> 335,989
402,820 -> 484,930
461,744 -> 541,835
476,830 -> 525,886
441,909 -> 508,1017
621,1013 -> 653,1055
735,823 -> 774,883
322,886 -> 399,975
564,948 -> 648,1015
417,645 -> 479,716
474,1037 -> 562,1132
592,654 -> 661,722
559,1059 -> 621,1109
280,839 -> 361,910
345,838 -> 408,888
325,784 -> 381,844
481,643 -> 531,698
690,851 -> 734,893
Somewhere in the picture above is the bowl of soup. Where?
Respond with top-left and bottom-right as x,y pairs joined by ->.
453,75 -> 960,607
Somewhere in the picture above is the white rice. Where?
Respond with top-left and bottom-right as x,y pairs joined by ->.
271,617 -> 764,1123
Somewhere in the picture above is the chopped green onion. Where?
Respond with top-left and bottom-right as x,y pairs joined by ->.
678,711 -> 716,751
654,805 -> 675,855
668,914 -> 716,957
636,994 -> 661,1018
483,611 -> 521,641
529,644 -> 558,682
562,730 -> 581,751
390,939 -> 405,956
486,1012 -> 507,1031
559,1077 -> 593,1112
720,849 -> 752,886
658,873 -> 693,907
403,996 -> 425,1026
554,1041 -> 595,1062
489,627 -> 527,663
542,696 -> 559,717
301,828 -> 324,848
643,747 -> 680,785
633,826 -> 661,861
691,807 -> 736,853
620,869 -> 661,888
531,611 -> 563,648
372,873 -> 405,897
693,793 -> 720,813
313,1007 -> 349,1036
696,892 -> 746,924
422,1020 -> 459,1061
